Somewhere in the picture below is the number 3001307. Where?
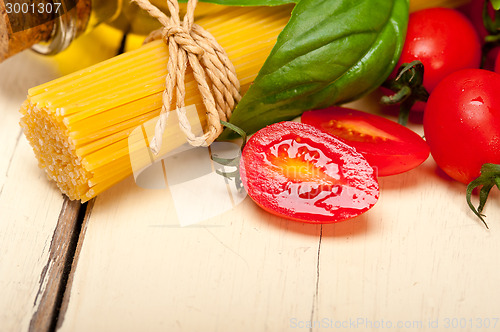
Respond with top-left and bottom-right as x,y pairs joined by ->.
5,2 -> 62,15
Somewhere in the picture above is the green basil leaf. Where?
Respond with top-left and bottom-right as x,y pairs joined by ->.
491,0 -> 500,11
179,0 -> 297,6
220,0 -> 409,138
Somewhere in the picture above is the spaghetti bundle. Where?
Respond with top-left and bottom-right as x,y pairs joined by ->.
20,5 -> 292,202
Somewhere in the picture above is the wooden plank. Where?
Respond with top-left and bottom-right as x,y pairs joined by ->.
57,176 -> 321,331
28,198 -> 81,332
0,51 -> 71,332
57,199 -> 94,331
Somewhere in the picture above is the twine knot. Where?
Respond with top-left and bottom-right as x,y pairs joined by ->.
132,0 -> 241,154
162,25 -> 205,56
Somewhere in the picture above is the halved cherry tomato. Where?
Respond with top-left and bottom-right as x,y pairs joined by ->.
301,107 -> 430,177
239,121 -> 379,223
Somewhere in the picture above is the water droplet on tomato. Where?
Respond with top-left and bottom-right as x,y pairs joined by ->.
470,96 -> 484,106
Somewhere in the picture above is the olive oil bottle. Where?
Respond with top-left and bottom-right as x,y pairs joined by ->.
0,0 -> 222,62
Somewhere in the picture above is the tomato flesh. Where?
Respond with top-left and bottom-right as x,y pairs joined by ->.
301,107 -> 430,177
423,69 -> 500,184
239,122 -> 379,223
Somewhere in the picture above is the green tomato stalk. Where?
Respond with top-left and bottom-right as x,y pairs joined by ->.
484,0 -> 500,43
211,121 -> 247,193
466,163 -> 500,229
482,0 -> 500,67
381,60 -> 429,126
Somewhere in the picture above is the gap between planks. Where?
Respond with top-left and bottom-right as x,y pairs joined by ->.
55,198 -> 94,331
28,198 -> 91,332
310,225 -> 323,332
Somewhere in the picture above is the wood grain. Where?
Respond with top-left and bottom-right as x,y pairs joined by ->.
56,95 -> 500,332
57,176 -> 322,331
28,198 -> 81,332
56,199 -> 94,331
0,51 -> 71,332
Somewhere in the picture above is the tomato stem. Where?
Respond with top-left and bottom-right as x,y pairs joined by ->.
212,120 -> 248,192
483,0 -> 500,35
220,120 -> 247,150
466,163 -> 500,229
380,86 -> 411,104
490,0 -> 500,11
485,34 -> 500,43
398,100 -> 412,126
381,61 -> 429,126
480,0 -> 500,68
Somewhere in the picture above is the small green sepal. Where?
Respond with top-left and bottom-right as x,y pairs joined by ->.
381,60 -> 429,126
466,163 -> 500,229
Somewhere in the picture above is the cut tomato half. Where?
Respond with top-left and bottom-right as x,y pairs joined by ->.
301,106 -> 430,176
239,121 -> 379,223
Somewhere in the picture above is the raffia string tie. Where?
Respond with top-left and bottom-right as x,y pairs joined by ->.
131,0 -> 241,154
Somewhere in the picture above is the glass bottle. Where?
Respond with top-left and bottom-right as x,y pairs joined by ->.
0,0 -> 224,62
1,0 -> 124,61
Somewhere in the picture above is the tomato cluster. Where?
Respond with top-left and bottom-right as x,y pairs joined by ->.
236,1 -> 500,226
391,1 -> 500,226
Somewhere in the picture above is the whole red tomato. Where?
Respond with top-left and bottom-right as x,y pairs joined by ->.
423,69 -> 500,184
397,7 -> 481,94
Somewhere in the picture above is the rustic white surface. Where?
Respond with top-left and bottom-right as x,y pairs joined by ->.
57,94 -> 500,332
0,52 -> 66,332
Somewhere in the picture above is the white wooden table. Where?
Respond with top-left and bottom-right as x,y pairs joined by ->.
1,34 -> 500,332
